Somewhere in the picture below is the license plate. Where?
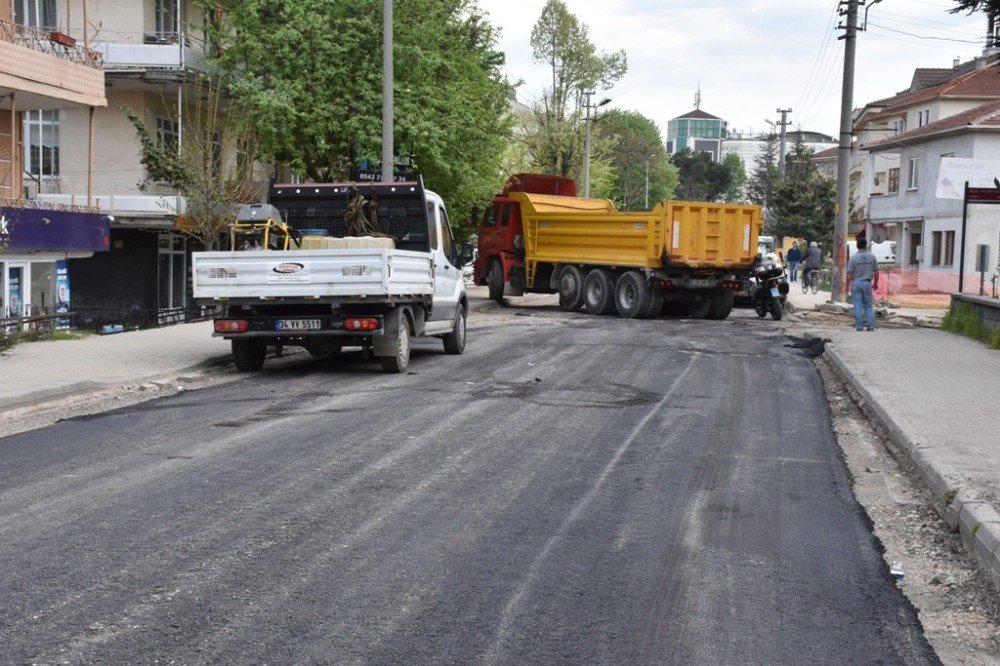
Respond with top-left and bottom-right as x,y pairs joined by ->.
276,319 -> 321,331
687,279 -> 712,288
770,287 -> 780,298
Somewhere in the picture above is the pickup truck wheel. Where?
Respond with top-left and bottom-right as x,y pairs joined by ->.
232,339 -> 266,372
487,261 -> 505,303
380,316 -> 411,373
615,271 -> 651,319
442,308 -> 466,354
558,265 -> 585,311
583,269 -> 616,315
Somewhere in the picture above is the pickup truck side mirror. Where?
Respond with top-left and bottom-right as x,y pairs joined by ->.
459,241 -> 475,267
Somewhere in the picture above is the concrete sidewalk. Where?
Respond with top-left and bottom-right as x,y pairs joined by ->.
786,287 -> 1000,595
2,284 -> 998,595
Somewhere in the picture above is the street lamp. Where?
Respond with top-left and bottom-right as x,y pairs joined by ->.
645,154 -> 655,209
583,91 -> 611,198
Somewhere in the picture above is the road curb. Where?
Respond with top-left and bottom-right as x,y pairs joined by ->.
825,345 -> 1000,594
0,354 -> 234,417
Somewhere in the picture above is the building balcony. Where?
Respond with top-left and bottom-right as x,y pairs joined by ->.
94,31 -> 209,75
0,19 -> 105,109
35,189 -> 186,225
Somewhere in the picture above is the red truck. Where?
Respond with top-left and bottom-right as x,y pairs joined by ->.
473,173 -> 762,320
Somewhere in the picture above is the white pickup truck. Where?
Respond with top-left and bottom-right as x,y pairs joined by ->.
192,180 -> 470,373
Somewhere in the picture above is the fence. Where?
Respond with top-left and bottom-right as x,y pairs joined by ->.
873,267 -> 1000,302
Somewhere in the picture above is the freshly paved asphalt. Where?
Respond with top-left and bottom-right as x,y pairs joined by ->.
0,302 -> 939,664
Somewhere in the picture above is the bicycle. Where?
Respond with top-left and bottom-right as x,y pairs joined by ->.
801,268 -> 819,294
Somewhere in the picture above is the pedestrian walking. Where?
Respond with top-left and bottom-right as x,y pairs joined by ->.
786,242 -> 802,283
846,237 -> 880,331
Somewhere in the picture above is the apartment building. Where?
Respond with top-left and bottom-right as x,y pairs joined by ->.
26,0 -> 264,328
1,0 -> 110,324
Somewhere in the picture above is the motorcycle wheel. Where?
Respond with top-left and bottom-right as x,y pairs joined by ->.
754,298 -> 768,318
770,296 -> 783,320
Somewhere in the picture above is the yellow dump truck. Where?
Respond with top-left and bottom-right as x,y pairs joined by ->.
474,174 -> 763,319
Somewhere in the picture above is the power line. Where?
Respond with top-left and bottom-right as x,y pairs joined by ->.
793,2 -> 841,112
866,21 -> 985,44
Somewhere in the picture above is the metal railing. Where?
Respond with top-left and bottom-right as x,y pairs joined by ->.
0,196 -> 100,214
0,19 -> 103,68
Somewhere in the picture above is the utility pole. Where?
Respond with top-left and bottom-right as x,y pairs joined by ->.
833,0 -> 858,304
381,0 -> 393,183
775,108 -> 792,179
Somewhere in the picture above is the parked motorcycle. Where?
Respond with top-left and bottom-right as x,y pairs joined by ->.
749,258 -> 789,320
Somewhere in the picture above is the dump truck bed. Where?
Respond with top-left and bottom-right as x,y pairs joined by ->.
514,192 -> 761,278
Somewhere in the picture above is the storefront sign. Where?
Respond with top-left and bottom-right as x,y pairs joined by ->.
0,207 -> 111,252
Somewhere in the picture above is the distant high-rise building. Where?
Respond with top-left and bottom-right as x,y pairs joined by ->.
666,109 -> 728,161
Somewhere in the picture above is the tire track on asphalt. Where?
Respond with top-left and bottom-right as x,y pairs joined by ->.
482,355 -> 697,666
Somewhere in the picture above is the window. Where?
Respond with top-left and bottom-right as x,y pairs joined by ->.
155,0 -> 179,39
157,233 -> 186,311
15,0 -> 56,30
892,119 -> 905,135
907,157 -> 919,190
931,231 -> 942,266
908,231 -> 921,265
888,167 -> 899,194
156,118 -> 179,153
24,110 -> 59,178
944,230 -> 955,265
481,206 -> 497,228
917,109 -> 930,127
439,208 -> 455,257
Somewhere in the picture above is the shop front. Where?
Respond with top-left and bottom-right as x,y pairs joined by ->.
0,205 -> 111,328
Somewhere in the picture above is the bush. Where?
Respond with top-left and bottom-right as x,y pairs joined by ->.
942,303 -> 1000,350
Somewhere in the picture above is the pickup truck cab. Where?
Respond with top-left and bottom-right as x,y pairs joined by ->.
192,180 -> 470,373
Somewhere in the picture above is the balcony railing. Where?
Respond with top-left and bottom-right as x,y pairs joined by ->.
0,19 -> 103,68
0,195 -> 100,215
92,30 -> 208,72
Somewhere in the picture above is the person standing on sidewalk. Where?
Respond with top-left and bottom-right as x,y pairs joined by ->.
786,242 -> 802,283
846,237 -> 880,331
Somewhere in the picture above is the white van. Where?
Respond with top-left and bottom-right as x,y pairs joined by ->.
847,240 -> 896,265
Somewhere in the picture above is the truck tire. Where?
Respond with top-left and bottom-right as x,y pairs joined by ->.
615,271 -> 651,319
488,260 -> 505,303
583,269 -> 617,315
558,265 -> 585,311
687,292 -> 713,319
442,307 -> 467,354
380,315 -> 411,373
707,289 -> 735,320
232,339 -> 266,372
770,296 -> 783,321
642,289 -> 664,319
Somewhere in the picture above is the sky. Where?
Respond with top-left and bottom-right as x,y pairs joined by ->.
473,0 -> 991,139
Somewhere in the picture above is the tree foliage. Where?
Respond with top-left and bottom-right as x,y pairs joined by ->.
594,110 -> 676,209
670,149 -> 731,202
721,152 -> 747,203
767,141 -> 836,246
524,0 -> 626,180
745,133 -> 779,209
125,74 -> 259,251
201,0 -> 513,227
949,0 -> 1000,15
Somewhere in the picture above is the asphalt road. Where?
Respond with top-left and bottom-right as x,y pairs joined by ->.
0,305 -> 940,665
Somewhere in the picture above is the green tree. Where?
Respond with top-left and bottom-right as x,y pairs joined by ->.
670,148 -> 731,201
767,141 -> 836,245
745,133 -> 779,209
202,0 -> 513,227
594,109 -> 676,209
125,74 -> 260,251
721,152 -> 747,203
525,0 -> 626,180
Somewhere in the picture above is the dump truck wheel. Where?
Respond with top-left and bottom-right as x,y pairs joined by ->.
615,271 -> 651,319
232,339 -> 266,372
707,289 -> 735,320
442,307 -> 467,355
380,316 -> 411,373
687,293 -> 713,319
558,265 -> 585,311
641,289 -> 664,319
584,269 -> 617,315
487,261 -> 505,303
